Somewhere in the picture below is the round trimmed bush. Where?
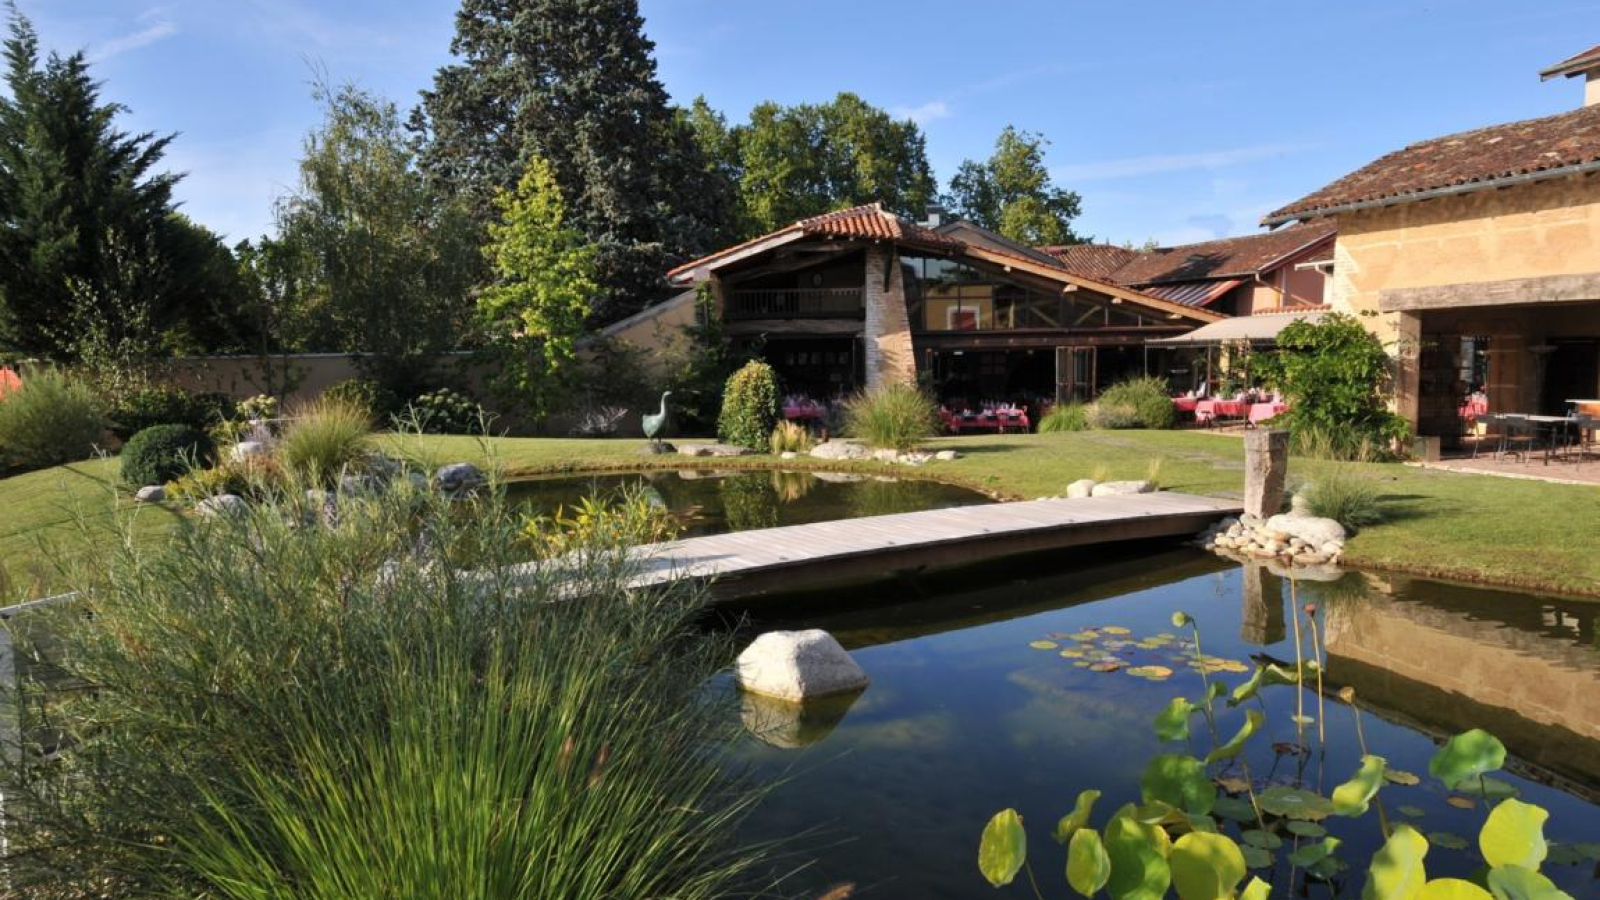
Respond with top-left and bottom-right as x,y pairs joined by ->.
717,360 -> 779,450
121,424 -> 216,487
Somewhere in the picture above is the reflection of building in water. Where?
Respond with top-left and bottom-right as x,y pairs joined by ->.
1322,574 -> 1600,792
1238,564 -> 1286,645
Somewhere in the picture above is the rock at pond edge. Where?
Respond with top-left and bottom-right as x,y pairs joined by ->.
737,629 -> 869,701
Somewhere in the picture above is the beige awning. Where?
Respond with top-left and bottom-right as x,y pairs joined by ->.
1148,308 -> 1328,347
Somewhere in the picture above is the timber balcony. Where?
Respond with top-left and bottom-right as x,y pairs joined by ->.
725,287 -> 865,319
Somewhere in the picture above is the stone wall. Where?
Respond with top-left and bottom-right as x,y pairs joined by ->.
862,246 -> 917,390
1329,173 -> 1600,423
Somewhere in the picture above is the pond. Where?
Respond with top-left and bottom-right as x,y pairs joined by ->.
722,546 -> 1600,899
505,469 -> 992,537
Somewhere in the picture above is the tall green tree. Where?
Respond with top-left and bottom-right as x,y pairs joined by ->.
478,157 -> 599,421
274,82 -> 479,392
732,92 -> 936,233
0,6 -> 220,360
417,0 -> 731,321
946,126 -> 1082,246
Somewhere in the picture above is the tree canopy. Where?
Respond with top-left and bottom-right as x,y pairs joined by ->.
417,0 -> 727,322
945,126 -> 1083,246
0,6 -> 236,360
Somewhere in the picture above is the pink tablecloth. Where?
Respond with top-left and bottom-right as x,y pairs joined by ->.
782,404 -> 826,421
945,412 -> 1030,433
1172,397 -> 1199,413
1248,402 -> 1286,425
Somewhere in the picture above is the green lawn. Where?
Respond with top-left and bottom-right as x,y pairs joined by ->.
5,431 -> 1599,600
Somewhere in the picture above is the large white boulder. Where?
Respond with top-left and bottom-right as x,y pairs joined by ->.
434,462 -> 485,493
809,441 -> 870,461
1091,480 -> 1155,497
196,494 -> 248,518
1066,478 -> 1097,498
736,629 -> 869,701
133,485 -> 165,503
1264,512 -> 1347,548
229,441 -> 267,463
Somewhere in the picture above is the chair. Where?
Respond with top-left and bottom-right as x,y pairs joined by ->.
1568,415 -> 1597,466
1497,415 -> 1538,462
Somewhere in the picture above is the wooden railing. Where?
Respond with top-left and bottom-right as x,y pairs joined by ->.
726,287 -> 864,319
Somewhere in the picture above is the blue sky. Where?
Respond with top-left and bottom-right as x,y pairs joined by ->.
21,0 -> 1600,249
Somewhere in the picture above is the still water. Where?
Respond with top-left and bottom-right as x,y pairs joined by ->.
724,547 -> 1600,899
505,469 -> 991,536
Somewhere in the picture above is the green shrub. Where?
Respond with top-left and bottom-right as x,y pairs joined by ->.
237,394 -> 280,421
717,360 -> 779,450
324,378 -> 400,420
120,425 -> 215,487
769,420 -> 814,454
0,369 -> 105,468
401,387 -> 489,435
8,483 -> 765,899
1264,313 -> 1410,459
1087,402 -> 1141,430
843,382 -> 938,451
1037,403 -> 1089,433
1095,376 -> 1175,429
277,397 -> 373,486
108,386 -> 222,440
1297,463 -> 1384,532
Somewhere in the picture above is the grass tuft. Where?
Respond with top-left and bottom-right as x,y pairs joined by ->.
842,383 -> 938,452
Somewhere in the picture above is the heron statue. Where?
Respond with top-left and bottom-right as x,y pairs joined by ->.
642,391 -> 673,449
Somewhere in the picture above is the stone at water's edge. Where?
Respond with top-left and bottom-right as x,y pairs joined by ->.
809,440 -> 870,461
1066,478 -> 1096,498
1091,480 -> 1155,496
676,443 -> 754,458
134,485 -> 165,503
434,462 -> 485,493
1264,512 -> 1347,548
1243,429 -> 1289,519
737,629 -> 869,701
934,449 -> 959,461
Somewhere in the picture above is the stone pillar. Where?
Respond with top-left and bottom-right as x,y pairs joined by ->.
863,246 -> 916,391
1244,428 -> 1289,519
1393,311 -> 1423,428
1239,563 -> 1286,645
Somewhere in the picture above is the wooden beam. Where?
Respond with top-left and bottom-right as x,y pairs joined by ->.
1378,272 -> 1600,312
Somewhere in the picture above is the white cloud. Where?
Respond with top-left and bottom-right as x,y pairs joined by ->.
1054,143 -> 1310,182
892,100 -> 951,126
89,10 -> 177,62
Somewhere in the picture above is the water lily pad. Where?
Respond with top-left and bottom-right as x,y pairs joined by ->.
1257,786 -> 1334,820
1073,661 -> 1092,668
978,809 -> 1027,888
1240,829 -> 1282,850
1486,865 -> 1567,900
1212,795 -> 1258,824
1366,825 -> 1429,900
1101,626 -> 1132,635
1141,754 -> 1216,816
1291,714 -> 1317,726
1060,648 -> 1086,658
1067,829 -> 1112,898
1479,798 -> 1548,870
1446,796 -> 1477,810
1384,769 -> 1422,786
1286,836 -> 1341,867
1130,665 -> 1175,679
1067,630 -> 1101,642
1090,660 -> 1124,673
1154,698 -> 1197,742
1479,777 -> 1521,800
1170,832 -> 1247,900
1332,755 -> 1387,817
1104,640 -> 1133,650
1214,776 -> 1251,794
1029,640 -> 1059,650
1429,728 -> 1507,790
1427,831 -> 1469,850
1241,845 -> 1274,869
1286,821 -> 1327,838
1414,879 -> 1493,900
1105,811 -> 1173,900
1398,805 -> 1427,818
1053,789 -> 1102,844
1206,709 -> 1265,764
1544,843 -> 1590,866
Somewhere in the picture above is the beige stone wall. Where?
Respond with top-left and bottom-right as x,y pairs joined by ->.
862,246 -> 917,390
1328,174 -> 1600,422
594,290 -> 698,356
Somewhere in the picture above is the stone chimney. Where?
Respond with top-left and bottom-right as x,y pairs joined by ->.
1539,45 -> 1600,107
919,202 -> 946,229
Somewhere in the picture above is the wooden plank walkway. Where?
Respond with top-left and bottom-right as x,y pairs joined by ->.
625,492 -> 1241,601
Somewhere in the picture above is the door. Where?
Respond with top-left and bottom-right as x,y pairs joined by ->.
1542,339 -> 1599,414
1055,347 -> 1095,405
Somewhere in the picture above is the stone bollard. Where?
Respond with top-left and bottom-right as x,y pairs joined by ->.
1243,429 -> 1289,520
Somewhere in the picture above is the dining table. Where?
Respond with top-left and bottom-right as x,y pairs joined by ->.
945,409 -> 1031,433
782,403 -> 827,421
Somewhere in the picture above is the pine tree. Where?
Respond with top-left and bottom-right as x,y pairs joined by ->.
417,0 -> 731,322
0,5 -> 184,358
946,126 -> 1083,246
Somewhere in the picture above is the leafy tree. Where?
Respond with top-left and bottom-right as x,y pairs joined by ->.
478,157 -> 599,421
417,0 -> 730,321
1261,312 -> 1410,458
732,92 -> 936,233
946,126 -> 1082,245
0,6 -> 230,360
274,81 -> 479,393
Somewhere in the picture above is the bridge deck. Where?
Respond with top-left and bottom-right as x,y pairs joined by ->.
627,492 -> 1242,600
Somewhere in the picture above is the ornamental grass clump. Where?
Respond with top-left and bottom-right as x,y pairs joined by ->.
1038,403 -> 1090,433
769,420 -> 814,454
717,360 -> 779,450
276,396 -> 374,486
0,368 -> 105,468
7,479 -> 770,899
843,382 -> 938,452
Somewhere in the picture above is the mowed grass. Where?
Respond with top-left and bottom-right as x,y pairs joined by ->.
4,431 -> 1599,599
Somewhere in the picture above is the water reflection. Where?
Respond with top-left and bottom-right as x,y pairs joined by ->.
740,689 -> 865,749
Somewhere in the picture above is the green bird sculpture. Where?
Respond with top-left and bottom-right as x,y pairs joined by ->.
642,391 -> 673,448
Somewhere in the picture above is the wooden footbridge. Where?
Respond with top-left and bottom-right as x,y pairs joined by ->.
622,492 -> 1242,601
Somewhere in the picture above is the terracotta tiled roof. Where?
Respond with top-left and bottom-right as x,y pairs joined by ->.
1041,244 -> 1141,281
1051,222 -> 1336,287
1265,104 -> 1600,223
667,203 -> 960,278
1541,45 -> 1600,80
